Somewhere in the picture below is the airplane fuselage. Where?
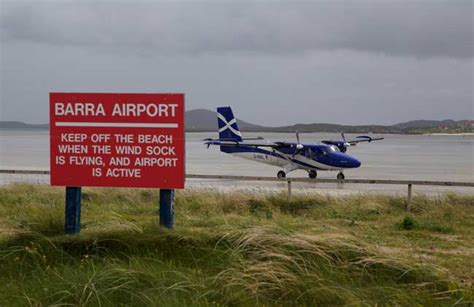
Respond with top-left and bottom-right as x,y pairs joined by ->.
220,143 -> 361,173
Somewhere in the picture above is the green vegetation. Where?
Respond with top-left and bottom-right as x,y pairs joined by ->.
0,184 -> 473,306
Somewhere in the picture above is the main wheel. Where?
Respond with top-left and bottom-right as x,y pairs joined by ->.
337,172 -> 345,180
308,170 -> 317,179
277,170 -> 286,179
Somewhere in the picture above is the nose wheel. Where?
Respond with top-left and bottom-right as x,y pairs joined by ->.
277,170 -> 286,179
337,172 -> 345,180
308,170 -> 317,179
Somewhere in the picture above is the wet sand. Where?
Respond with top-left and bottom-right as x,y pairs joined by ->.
1,130 -> 473,195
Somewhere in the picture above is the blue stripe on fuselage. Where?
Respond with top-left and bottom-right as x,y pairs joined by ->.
220,146 -> 328,170
220,145 -> 286,159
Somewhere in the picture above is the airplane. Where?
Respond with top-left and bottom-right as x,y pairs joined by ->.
204,107 -> 384,180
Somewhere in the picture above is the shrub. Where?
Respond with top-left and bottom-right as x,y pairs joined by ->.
399,216 -> 417,230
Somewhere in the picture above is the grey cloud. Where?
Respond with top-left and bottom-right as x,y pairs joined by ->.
1,1 -> 472,58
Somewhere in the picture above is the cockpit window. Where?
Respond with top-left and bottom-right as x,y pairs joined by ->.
319,146 -> 339,155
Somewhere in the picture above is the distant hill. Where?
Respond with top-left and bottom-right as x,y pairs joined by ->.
185,111 -> 472,133
1,110 -> 472,134
393,119 -> 460,129
260,120 -> 472,134
391,120 -> 473,134
258,123 -> 393,133
186,113 -> 387,133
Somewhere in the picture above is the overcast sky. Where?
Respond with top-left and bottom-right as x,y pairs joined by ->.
1,0 -> 472,126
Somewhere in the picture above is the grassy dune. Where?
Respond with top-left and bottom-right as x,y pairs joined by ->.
0,184 -> 473,306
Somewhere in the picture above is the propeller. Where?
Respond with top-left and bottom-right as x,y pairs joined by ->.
296,131 -> 304,150
341,132 -> 352,147
293,131 -> 304,157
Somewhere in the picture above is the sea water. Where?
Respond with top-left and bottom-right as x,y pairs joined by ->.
1,130 -> 473,194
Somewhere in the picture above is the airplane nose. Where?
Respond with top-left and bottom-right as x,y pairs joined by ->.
334,153 -> 361,168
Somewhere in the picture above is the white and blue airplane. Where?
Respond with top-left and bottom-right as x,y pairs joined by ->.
204,107 -> 384,179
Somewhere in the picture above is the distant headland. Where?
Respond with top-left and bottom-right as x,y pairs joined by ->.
1,109 -> 472,134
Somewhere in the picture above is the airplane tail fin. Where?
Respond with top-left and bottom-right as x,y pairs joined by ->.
217,107 -> 243,142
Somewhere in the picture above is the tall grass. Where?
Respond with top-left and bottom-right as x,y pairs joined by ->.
0,184 -> 473,305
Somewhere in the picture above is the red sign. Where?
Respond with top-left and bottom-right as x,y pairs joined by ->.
50,93 -> 185,189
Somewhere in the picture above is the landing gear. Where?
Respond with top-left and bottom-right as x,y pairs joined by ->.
277,170 -> 286,179
337,172 -> 345,180
308,170 -> 317,179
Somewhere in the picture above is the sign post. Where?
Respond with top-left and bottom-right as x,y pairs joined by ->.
159,189 -> 174,228
65,187 -> 81,234
50,93 -> 185,233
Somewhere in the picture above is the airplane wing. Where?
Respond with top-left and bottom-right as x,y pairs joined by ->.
203,138 -> 293,148
347,135 -> 384,145
202,137 -> 264,142
321,133 -> 383,152
321,135 -> 384,146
